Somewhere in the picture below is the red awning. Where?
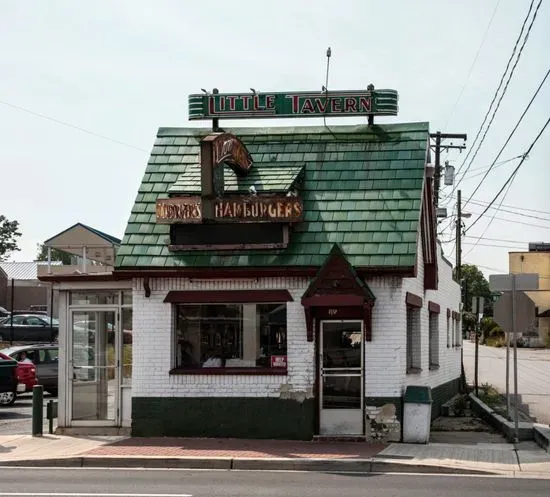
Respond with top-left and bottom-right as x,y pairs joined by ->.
163,290 -> 293,304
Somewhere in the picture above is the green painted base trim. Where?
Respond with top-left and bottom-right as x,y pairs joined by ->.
430,377 -> 460,420
132,397 -> 315,440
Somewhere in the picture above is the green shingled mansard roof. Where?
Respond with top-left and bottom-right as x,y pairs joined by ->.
116,122 -> 429,269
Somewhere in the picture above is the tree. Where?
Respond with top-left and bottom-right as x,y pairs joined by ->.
460,264 -> 494,316
0,215 -> 22,261
36,243 -> 73,265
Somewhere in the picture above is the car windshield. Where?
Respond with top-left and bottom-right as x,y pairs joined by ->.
41,316 -> 59,326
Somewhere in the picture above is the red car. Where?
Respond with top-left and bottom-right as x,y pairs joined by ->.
0,351 -> 37,405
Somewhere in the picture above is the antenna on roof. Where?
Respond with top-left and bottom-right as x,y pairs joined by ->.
322,46 -> 340,140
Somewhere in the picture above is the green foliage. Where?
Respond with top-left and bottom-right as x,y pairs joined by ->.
477,383 -> 504,408
0,215 -> 21,262
460,264 -> 494,316
35,243 -> 73,265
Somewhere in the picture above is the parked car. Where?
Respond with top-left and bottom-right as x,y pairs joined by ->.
0,306 -> 10,319
0,355 -> 17,405
0,314 -> 58,342
0,351 -> 37,405
1,344 -> 58,396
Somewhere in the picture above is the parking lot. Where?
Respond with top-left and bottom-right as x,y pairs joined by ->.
0,392 -> 57,435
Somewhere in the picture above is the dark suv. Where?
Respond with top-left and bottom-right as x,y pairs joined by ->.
0,344 -> 58,395
0,314 -> 58,342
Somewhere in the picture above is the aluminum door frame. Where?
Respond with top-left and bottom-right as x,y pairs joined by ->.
67,307 -> 120,427
319,319 -> 364,436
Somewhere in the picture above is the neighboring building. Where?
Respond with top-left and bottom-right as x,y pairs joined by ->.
0,267 -> 7,311
0,261 -> 58,316
41,106 -> 462,439
509,243 -> 550,347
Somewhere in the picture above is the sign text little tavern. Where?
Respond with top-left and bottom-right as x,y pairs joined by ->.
156,196 -> 303,224
189,89 -> 398,120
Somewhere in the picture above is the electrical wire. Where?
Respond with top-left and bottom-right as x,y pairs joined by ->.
444,0 -> 501,129
446,0 -> 538,199
463,170 -> 517,257
459,155 -> 523,179
464,66 -> 550,207
447,195 -> 550,216
465,236 -> 541,244
466,115 -> 550,233
0,98 -> 148,152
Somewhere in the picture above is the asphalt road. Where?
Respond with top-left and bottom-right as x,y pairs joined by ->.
463,340 -> 550,424
0,392 -> 56,435
0,468 -> 548,497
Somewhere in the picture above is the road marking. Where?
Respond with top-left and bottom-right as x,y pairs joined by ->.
0,493 -> 193,497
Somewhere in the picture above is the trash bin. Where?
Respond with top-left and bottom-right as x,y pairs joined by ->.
403,386 -> 432,443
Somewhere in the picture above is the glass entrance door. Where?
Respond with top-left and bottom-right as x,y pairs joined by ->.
319,320 -> 364,435
69,309 -> 119,424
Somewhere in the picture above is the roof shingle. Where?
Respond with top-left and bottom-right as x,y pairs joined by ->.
117,122 -> 429,269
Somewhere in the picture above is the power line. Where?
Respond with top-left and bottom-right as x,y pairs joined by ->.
455,0 -> 543,194
462,242 -> 528,249
447,195 -> 550,216
463,171 -> 517,257
460,155 -> 523,179
444,0 -> 501,129
464,66 -> 550,207
447,0 -> 538,198
466,115 -> 550,233
465,236 -> 542,244
0,98 -> 148,153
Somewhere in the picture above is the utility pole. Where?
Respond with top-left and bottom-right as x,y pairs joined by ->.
456,190 -> 462,283
456,190 -> 467,392
429,132 -> 467,207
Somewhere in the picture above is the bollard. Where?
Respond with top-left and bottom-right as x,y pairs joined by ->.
32,385 -> 44,437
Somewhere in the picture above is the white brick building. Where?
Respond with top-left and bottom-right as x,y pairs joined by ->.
42,121 -> 462,440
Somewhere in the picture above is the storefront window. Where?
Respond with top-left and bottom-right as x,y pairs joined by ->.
175,303 -> 287,370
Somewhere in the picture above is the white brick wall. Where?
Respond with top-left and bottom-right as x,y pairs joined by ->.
132,236 -> 460,401
132,277 -> 314,398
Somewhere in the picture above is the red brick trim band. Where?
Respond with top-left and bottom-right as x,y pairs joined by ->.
406,291 -> 423,308
428,301 -> 440,314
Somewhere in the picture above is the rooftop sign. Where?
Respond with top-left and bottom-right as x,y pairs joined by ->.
156,196 -> 304,224
189,89 -> 398,120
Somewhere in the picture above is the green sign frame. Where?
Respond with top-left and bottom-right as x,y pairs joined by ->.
188,89 -> 398,120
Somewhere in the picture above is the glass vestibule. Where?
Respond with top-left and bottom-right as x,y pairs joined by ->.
67,290 -> 132,426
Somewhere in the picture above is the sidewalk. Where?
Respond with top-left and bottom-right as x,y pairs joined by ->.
1,434 -> 549,478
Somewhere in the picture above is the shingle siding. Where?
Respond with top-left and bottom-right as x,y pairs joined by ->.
117,123 -> 429,269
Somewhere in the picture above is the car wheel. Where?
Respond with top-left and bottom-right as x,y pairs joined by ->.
0,391 -> 16,406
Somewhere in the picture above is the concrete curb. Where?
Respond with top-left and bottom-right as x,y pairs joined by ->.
0,455 -> 498,475
469,393 -> 534,442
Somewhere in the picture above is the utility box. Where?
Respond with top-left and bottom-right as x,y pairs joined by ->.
403,386 -> 432,444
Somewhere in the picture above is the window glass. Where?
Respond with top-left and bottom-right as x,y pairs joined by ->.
122,291 -> 132,306
25,317 -> 43,326
38,349 -> 58,363
122,307 -> 132,385
70,291 -> 119,305
175,303 -> 287,369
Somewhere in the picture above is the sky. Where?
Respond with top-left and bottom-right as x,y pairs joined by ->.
0,0 -> 548,277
